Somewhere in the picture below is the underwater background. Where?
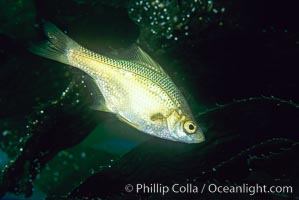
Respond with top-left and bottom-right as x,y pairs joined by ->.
0,0 -> 298,199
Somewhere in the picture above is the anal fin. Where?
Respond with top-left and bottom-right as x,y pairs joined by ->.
90,103 -> 111,113
82,74 -> 111,113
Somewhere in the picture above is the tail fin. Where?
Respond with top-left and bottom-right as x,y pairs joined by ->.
30,22 -> 80,65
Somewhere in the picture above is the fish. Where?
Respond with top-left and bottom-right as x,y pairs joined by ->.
30,22 -> 205,143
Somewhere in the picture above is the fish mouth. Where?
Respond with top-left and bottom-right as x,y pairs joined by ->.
174,132 -> 205,144
170,123 -> 205,144
188,133 -> 205,143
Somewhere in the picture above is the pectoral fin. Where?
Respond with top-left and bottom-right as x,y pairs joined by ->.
150,113 -> 165,124
117,115 -> 139,129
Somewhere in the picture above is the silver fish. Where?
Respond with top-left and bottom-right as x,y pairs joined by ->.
30,22 -> 205,143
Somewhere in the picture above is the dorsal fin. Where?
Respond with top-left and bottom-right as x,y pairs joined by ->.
117,45 -> 165,74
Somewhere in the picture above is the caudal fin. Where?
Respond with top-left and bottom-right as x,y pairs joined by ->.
30,22 -> 80,65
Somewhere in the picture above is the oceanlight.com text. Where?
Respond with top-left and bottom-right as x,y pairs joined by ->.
124,183 -> 293,196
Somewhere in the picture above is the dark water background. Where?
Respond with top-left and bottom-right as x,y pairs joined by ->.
0,0 -> 298,199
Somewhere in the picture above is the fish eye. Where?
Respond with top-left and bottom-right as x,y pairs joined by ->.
183,120 -> 197,134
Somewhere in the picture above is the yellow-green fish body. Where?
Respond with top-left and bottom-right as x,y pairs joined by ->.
31,23 -> 205,143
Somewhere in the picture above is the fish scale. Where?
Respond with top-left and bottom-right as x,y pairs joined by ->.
71,47 -> 187,113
